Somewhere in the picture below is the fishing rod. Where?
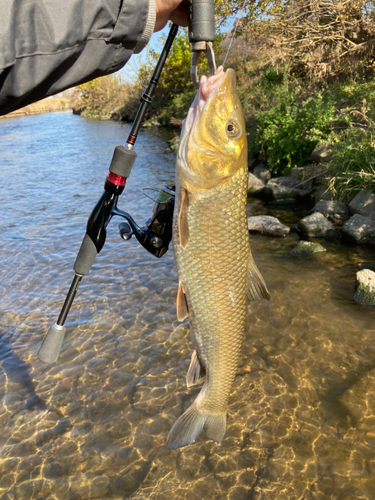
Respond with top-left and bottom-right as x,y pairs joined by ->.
38,0 -> 217,364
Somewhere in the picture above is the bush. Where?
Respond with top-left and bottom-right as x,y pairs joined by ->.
250,68 -> 336,175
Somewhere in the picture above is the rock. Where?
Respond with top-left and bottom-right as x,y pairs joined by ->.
297,212 -> 339,238
166,135 -> 180,153
342,214 -> 375,244
257,177 -> 310,201
169,117 -> 183,127
309,142 -> 332,162
248,173 -> 265,192
314,186 -> 333,201
288,167 -> 304,180
353,269 -> 375,308
313,200 -> 350,224
267,198 -> 296,206
247,215 -> 290,236
253,166 -> 271,183
290,241 -> 327,257
348,191 -> 375,221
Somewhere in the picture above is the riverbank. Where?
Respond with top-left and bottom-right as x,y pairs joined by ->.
1,97 -> 73,119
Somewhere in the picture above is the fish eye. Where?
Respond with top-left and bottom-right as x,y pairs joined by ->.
226,120 -> 240,138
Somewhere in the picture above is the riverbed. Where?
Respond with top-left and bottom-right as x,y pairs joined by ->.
0,111 -> 374,500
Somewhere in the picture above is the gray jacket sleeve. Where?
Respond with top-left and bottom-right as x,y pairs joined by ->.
0,0 -> 156,115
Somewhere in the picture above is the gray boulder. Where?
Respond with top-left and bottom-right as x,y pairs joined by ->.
259,177 -> 310,201
348,191 -> 375,221
309,142 -> 332,162
248,173 -> 265,192
353,269 -> 375,308
247,215 -> 290,237
290,241 -> 327,257
342,214 -> 375,244
297,212 -> 339,238
313,200 -> 350,225
253,166 -> 271,183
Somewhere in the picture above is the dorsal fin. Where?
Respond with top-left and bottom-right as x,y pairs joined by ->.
247,253 -> 270,302
176,281 -> 189,321
178,188 -> 189,249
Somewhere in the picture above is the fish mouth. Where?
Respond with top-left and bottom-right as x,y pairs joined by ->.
199,66 -> 225,101
183,66 -> 226,134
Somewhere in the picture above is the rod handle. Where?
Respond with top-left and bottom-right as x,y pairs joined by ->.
38,323 -> 66,364
189,0 -> 215,43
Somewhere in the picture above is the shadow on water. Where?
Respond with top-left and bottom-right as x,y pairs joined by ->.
0,331 -> 46,412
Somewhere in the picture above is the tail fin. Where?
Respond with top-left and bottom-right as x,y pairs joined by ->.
166,403 -> 226,450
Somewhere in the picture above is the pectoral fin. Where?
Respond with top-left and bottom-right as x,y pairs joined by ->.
178,188 -> 189,248
247,253 -> 270,302
176,281 -> 189,321
186,349 -> 205,387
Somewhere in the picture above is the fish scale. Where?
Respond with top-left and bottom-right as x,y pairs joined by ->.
166,68 -> 269,450
175,169 -> 249,413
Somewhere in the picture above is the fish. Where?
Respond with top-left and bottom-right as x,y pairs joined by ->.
166,66 -> 270,450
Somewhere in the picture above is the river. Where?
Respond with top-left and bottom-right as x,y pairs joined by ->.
0,111 -> 374,500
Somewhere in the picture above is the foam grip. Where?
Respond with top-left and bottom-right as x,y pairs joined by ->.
38,323 -> 66,364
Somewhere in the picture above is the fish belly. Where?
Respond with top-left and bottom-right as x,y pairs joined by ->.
167,168 -> 249,449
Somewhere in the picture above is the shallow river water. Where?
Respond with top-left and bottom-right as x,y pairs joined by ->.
0,112 -> 374,500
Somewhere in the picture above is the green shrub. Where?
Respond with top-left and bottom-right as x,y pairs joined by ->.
327,127 -> 375,199
250,68 -> 336,175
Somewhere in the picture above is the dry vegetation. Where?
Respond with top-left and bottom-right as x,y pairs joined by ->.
2,97 -> 72,119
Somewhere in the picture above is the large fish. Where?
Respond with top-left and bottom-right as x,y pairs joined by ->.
167,67 -> 270,450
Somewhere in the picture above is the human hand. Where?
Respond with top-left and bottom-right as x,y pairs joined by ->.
154,0 -> 189,32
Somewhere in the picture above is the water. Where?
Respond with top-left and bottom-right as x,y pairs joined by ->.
0,112 -> 374,500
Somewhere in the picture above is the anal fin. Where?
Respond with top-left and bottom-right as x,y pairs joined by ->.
247,253 -> 271,301
186,349 -> 205,387
176,281 -> 189,321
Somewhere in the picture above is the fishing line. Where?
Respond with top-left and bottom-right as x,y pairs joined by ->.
223,19 -> 239,69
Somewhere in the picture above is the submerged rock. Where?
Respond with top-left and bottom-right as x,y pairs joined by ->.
313,200 -> 350,225
248,173 -> 265,192
297,212 -> 339,238
290,241 -> 327,257
342,214 -> 375,244
247,215 -> 290,236
267,198 -> 296,206
354,269 -> 375,308
348,191 -> 375,221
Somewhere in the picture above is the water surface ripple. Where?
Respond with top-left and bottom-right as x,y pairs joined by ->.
0,112 -> 374,500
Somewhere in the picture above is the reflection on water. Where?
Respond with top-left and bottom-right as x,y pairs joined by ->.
0,112 -> 374,500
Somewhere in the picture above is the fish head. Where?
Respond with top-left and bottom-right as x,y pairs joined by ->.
177,67 -> 247,190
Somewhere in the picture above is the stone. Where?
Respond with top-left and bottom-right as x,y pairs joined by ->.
297,212 -> 339,238
248,173 -> 265,192
290,241 -> 327,257
253,165 -> 271,183
309,142 -> 332,162
342,214 -> 375,244
353,269 -> 375,308
348,191 -> 375,221
258,177 -> 310,201
314,186 -> 333,201
313,200 -> 350,224
288,167 -> 304,180
267,198 -> 296,206
247,215 -> 290,236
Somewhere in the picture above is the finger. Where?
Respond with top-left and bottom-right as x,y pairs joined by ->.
169,4 -> 189,27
